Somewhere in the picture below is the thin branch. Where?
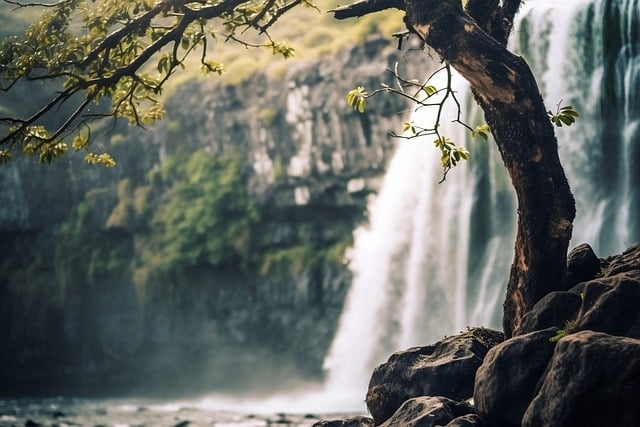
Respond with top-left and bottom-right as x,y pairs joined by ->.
244,0 -> 277,33
47,94 -> 94,142
80,2 -> 166,68
2,0 -> 65,8
0,86 -> 78,145
500,0 -> 523,40
330,0 -> 404,20
259,0 -> 304,33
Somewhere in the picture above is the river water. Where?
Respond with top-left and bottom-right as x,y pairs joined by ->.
0,396 -> 363,426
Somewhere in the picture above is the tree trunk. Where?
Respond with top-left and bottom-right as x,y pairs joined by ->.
403,0 -> 576,336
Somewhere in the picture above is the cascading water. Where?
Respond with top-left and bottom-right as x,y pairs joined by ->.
323,0 -> 640,408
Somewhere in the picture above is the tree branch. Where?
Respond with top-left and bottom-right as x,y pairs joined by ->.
330,0 -> 404,20
500,0 -> 523,41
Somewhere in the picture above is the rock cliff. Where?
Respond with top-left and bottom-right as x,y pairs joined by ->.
0,36 -> 431,395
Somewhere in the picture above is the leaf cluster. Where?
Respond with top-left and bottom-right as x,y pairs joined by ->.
0,0 -> 309,164
344,58 -> 581,183
151,150 -> 261,270
346,63 -> 481,182
548,104 -> 580,127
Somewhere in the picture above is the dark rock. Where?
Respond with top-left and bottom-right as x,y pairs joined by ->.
174,421 -> 190,427
515,291 -> 582,335
575,271 -> 640,338
378,396 -> 472,427
522,331 -> 640,427
444,414 -> 488,427
312,416 -> 375,427
366,328 -> 503,424
474,327 -> 558,427
25,420 -> 42,427
564,269 -> 579,289
601,242 -> 640,277
567,243 -> 601,282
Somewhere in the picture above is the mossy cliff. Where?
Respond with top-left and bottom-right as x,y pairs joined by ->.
0,36 -> 430,395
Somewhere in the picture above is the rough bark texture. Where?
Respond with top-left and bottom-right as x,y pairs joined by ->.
403,0 -> 576,336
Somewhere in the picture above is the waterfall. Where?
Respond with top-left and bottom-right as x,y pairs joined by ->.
323,0 -> 640,406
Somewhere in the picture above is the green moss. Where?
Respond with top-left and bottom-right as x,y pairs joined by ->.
106,178 -> 134,228
260,245 -> 317,278
272,154 -> 286,182
147,149 -> 261,272
550,319 -> 579,343
258,108 -> 279,125
133,185 -> 152,217
259,231 -> 352,282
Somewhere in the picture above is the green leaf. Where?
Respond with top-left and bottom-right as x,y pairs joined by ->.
72,135 -> 89,150
85,152 -> 116,167
548,104 -> 580,127
422,85 -> 437,97
346,86 -> 368,113
471,124 -> 490,141
0,149 -> 12,164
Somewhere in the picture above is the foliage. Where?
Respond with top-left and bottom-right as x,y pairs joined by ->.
347,64 -> 478,181
548,103 -> 580,127
549,319 -> 579,343
259,224 -> 352,281
0,0 -> 405,165
150,149 -> 261,270
346,86 -> 368,113
0,0 -> 312,164
345,61 -> 580,181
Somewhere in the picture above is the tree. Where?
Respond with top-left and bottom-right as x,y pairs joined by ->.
335,0 -> 576,337
0,0 -> 576,336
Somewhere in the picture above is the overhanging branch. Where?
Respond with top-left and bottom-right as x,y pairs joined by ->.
330,0 -> 404,20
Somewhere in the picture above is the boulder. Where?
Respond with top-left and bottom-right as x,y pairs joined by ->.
312,416 -> 375,427
378,396 -> 473,427
601,242 -> 640,276
567,243 -> 601,282
575,271 -> 640,339
515,291 -> 582,335
443,414 -> 487,427
522,331 -> 640,427
473,328 -> 558,427
366,328 -> 503,424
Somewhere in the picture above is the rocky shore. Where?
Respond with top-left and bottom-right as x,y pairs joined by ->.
316,242 -> 640,427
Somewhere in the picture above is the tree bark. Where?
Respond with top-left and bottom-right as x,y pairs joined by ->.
402,0 -> 576,336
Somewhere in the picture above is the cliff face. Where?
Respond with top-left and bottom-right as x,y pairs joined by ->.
0,36 -> 431,395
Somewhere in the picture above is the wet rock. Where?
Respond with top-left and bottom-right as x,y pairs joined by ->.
574,271 -> 640,339
474,328 -> 558,427
379,396 -> 472,427
312,415 -> 375,427
567,243 -> 601,282
443,414 -> 487,427
601,242 -> 640,276
515,291 -> 582,335
522,331 -> 640,427
366,328 -> 503,424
